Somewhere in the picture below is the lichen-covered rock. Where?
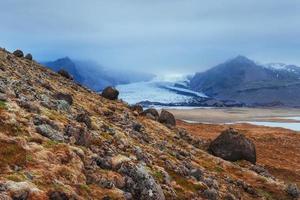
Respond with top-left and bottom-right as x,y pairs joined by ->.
76,112 -> 92,129
208,128 -> 257,164
54,92 -> 73,105
65,124 -> 91,146
158,110 -> 176,126
48,190 -> 69,200
36,124 -> 64,142
203,188 -> 218,200
119,163 -> 165,200
101,86 -> 119,100
286,183 -> 300,199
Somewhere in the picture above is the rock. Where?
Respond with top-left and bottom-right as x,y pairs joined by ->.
56,100 -> 70,111
58,69 -> 73,80
36,124 -> 64,142
111,155 -> 131,170
286,183 -> 300,198
0,194 -> 12,200
24,54 -> 32,60
0,93 -> 7,101
118,163 -> 165,200
76,113 -> 92,129
18,100 -> 40,113
190,168 -> 203,181
250,165 -> 274,179
133,122 -> 143,132
224,193 -> 236,200
95,157 -> 113,170
203,177 -> 219,189
141,108 -> 159,120
203,188 -> 218,200
54,93 -> 73,105
48,191 -> 69,200
65,124 -> 91,146
13,50 -> 24,58
130,104 -> 143,113
12,190 -> 29,200
208,128 -> 256,164
101,86 -> 119,100
158,110 -> 176,126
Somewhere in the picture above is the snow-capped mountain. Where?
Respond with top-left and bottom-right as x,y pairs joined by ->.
263,63 -> 300,77
189,56 -> 300,107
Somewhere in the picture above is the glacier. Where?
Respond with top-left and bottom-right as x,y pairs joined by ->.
116,74 -> 207,105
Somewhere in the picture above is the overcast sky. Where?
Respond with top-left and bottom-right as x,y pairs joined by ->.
0,0 -> 300,74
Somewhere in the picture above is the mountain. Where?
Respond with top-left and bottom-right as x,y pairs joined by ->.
43,57 -> 84,83
189,56 -> 300,107
44,58 -> 155,91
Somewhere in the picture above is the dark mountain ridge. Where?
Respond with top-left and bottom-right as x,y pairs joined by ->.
44,57 -> 155,91
189,56 -> 300,107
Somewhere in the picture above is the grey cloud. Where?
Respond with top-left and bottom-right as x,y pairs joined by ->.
0,0 -> 300,74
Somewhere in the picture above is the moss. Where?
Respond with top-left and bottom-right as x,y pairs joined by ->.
214,166 -> 224,173
0,100 -> 6,109
0,140 -> 26,169
152,170 -> 164,183
6,173 -> 27,182
43,140 -> 59,148
257,189 -> 275,200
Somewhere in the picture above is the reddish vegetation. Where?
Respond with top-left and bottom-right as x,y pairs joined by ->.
177,120 -> 300,185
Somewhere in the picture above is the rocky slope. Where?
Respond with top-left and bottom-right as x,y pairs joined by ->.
189,56 -> 300,107
0,48 -> 298,199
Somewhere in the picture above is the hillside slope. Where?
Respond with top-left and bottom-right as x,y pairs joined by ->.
0,48 -> 296,199
189,56 -> 300,107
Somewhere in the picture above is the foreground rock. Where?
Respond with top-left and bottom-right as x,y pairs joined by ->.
119,163 -> 165,200
208,128 -> 256,164
158,109 -> 176,126
101,86 -> 119,100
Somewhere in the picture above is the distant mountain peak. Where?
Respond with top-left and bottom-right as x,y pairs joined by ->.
227,55 -> 254,65
55,56 -> 72,62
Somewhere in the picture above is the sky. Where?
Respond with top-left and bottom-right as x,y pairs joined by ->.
0,0 -> 300,74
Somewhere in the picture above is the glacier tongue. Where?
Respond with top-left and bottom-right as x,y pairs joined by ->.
116,74 -> 207,105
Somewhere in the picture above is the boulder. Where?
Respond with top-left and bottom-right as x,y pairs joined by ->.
36,124 -> 64,142
54,93 -> 73,105
208,128 -> 256,164
76,113 -> 92,129
24,54 -> 33,60
130,104 -> 143,113
65,124 -> 91,146
203,188 -> 218,200
286,183 -> 300,198
101,86 -> 119,100
141,108 -> 159,120
48,191 -> 69,200
118,163 -> 165,200
158,110 -> 176,126
58,69 -> 73,80
13,50 -> 24,58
